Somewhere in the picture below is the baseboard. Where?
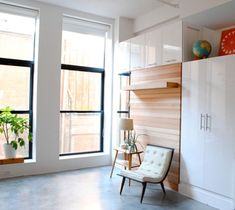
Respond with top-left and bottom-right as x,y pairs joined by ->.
179,183 -> 234,210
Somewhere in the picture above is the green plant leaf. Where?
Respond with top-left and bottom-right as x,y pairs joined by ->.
10,141 -> 18,150
28,133 -> 32,141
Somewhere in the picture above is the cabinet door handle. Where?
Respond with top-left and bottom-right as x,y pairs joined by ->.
206,114 -> 211,131
165,59 -> 177,63
147,62 -> 157,67
200,114 -> 205,130
133,66 -> 142,70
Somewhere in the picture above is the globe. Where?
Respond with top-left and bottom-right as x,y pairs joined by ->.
192,40 -> 212,59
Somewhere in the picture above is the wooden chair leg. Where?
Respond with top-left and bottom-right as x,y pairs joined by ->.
120,177 -> 126,195
160,182 -> 166,194
140,182 -> 147,203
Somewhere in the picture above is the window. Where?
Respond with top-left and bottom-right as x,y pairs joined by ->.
0,6 -> 37,159
117,72 -> 130,118
60,17 -> 109,155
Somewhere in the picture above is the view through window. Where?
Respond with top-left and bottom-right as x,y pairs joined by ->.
0,8 -> 37,158
60,18 -> 109,155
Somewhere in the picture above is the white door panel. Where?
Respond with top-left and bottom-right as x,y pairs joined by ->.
181,61 -> 207,187
204,56 -> 235,197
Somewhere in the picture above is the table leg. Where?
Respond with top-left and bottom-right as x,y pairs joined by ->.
124,152 -> 127,170
128,154 -> 132,170
128,154 -> 132,186
110,150 -> 118,178
137,153 -> 142,165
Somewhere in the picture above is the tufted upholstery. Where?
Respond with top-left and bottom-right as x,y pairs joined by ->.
119,144 -> 174,203
120,145 -> 173,183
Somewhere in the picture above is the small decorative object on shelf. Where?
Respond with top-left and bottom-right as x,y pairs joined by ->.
192,40 -> 212,60
219,28 -> 235,56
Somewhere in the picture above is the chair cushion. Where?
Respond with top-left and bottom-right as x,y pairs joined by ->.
120,145 -> 173,183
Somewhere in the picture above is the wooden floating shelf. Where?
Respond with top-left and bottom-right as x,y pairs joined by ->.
123,82 -> 179,91
0,157 -> 24,165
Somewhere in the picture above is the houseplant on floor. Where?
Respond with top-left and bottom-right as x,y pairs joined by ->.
0,107 -> 32,158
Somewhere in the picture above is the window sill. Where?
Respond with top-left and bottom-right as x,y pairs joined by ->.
59,152 -> 109,160
0,157 -> 24,165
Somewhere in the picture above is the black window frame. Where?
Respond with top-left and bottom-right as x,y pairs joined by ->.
0,57 -> 34,159
117,71 -> 131,118
60,64 -> 105,156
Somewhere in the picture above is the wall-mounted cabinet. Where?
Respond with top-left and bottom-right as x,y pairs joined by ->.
130,34 -> 145,70
162,21 -> 182,65
118,40 -> 130,72
118,21 -> 183,72
145,28 -> 162,67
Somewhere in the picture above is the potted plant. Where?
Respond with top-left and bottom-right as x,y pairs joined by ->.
123,131 -> 145,152
0,107 -> 32,158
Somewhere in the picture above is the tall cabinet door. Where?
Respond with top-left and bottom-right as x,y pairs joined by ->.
181,60 -> 207,187
203,55 -> 235,197
145,29 -> 162,67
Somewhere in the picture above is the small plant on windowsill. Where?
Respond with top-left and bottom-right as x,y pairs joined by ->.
0,107 -> 32,159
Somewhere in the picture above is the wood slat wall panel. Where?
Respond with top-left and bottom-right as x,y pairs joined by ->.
130,63 -> 181,191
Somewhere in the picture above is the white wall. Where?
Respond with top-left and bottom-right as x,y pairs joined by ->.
0,0 -> 114,179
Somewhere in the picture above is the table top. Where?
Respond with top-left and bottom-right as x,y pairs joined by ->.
114,147 -> 143,154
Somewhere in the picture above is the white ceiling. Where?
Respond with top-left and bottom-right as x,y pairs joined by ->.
29,0 -> 178,19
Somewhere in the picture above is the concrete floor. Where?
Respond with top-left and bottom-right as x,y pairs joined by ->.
0,166 -> 217,210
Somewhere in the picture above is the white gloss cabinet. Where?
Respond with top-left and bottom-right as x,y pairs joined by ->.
145,28 -> 162,67
130,34 -> 145,70
118,40 -> 130,72
180,60 -> 207,188
180,55 -> 235,210
162,21 -> 182,65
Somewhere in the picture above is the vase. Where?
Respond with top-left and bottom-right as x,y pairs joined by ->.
3,143 -> 16,158
129,144 -> 136,153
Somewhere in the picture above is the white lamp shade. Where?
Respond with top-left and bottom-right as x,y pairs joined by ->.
119,118 -> 133,130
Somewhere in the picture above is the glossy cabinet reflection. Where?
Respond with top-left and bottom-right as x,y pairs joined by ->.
130,34 -> 145,70
118,21 -> 182,72
162,21 -> 182,65
145,28 -> 162,67
118,40 -> 130,72
181,55 -> 235,208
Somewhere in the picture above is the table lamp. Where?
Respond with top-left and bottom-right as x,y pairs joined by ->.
119,118 -> 133,143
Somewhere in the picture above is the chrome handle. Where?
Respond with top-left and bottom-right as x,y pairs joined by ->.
147,62 -> 157,67
165,59 -> 177,63
206,114 -> 211,131
200,114 -> 205,130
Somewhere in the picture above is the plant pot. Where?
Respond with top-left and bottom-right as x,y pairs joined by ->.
3,143 -> 16,159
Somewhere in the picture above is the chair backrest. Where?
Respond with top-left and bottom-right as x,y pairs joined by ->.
139,144 -> 174,181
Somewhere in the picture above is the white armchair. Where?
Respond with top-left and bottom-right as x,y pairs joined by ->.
119,144 -> 174,203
